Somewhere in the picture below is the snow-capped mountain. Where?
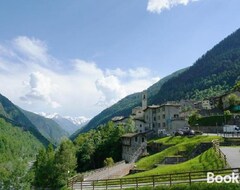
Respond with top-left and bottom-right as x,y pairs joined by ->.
38,112 -> 90,135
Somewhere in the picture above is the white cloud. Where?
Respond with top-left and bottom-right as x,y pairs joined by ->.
95,75 -> 126,106
73,59 -> 103,77
105,67 -> 151,79
128,67 -> 150,78
14,36 -> 48,63
0,36 -> 160,117
106,68 -> 127,77
147,0 -> 199,13
21,72 -> 61,108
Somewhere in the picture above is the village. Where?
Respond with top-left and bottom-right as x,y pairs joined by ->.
112,89 -> 240,163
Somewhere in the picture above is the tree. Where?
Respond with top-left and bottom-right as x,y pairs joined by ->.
232,81 -> 240,91
188,112 -> 201,126
54,140 -> 77,188
104,157 -> 114,167
227,93 -> 240,106
224,110 -> 231,116
33,144 -> 55,188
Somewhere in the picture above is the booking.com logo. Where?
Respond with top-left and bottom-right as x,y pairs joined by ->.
207,172 -> 240,183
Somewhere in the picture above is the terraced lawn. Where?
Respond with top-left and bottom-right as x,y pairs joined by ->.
129,148 -> 225,177
136,136 -> 223,170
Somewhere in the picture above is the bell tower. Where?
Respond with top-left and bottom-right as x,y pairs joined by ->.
142,90 -> 147,110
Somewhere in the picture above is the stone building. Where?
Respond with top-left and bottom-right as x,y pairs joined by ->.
111,116 -> 129,125
133,118 -> 146,133
155,103 -> 186,135
121,133 -> 147,163
143,105 -> 160,134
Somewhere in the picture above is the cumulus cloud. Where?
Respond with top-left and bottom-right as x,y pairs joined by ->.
14,36 -> 48,62
73,59 -> 103,77
95,75 -> 126,106
105,67 -> 151,79
147,0 -> 199,13
21,72 -> 61,108
105,68 -> 127,77
0,36 -> 160,117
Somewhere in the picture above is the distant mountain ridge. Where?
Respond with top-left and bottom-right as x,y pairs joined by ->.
0,93 -> 69,146
73,27 -> 240,138
21,110 -> 69,145
0,93 -> 50,146
38,112 -> 90,135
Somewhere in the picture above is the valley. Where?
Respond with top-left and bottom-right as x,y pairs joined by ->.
0,5 -> 240,190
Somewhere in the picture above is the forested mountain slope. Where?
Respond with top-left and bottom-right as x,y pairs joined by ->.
21,110 -> 69,145
152,28 -> 240,103
0,94 -> 50,146
0,118 -> 43,189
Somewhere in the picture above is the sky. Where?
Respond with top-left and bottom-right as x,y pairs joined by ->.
0,0 -> 240,118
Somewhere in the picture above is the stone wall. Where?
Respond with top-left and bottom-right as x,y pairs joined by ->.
162,156 -> 187,164
148,142 -> 173,153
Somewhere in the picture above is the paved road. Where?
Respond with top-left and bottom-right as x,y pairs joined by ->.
84,163 -> 134,181
203,133 -> 240,138
220,147 -> 240,168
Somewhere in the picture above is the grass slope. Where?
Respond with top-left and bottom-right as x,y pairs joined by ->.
125,183 -> 240,190
136,136 -> 223,170
129,148 -> 224,178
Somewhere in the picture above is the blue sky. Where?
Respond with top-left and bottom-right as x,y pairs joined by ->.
0,0 -> 240,118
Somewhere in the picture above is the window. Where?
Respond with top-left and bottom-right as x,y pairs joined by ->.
163,114 -> 165,119
163,122 -> 166,127
142,137 -> 145,142
153,116 -> 156,121
140,124 -> 142,127
153,123 -> 155,128
140,130 -> 142,133
135,136 -> 138,142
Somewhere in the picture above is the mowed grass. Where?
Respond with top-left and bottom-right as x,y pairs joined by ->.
136,136 -> 223,170
128,148 -> 225,178
125,183 -> 240,190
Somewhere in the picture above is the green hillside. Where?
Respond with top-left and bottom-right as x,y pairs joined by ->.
0,118 -> 43,189
0,93 -> 70,146
136,136 -> 222,170
21,110 -> 69,145
151,28 -> 240,103
73,28 -> 240,138
0,94 -> 50,146
129,148 -> 224,178
71,68 -> 187,139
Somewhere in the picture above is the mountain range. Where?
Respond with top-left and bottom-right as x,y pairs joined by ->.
72,28 -> 240,139
0,94 -> 87,146
38,112 -> 90,135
